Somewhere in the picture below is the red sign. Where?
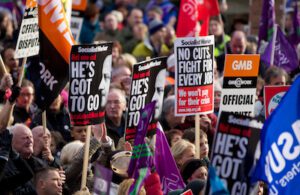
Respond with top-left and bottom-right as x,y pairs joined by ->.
264,85 -> 290,118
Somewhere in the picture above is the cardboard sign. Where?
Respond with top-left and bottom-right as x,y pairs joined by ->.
264,85 -> 290,118
70,0 -> 87,42
211,111 -> 263,195
219,54 -> 260,116
125,57 -> 167,140
69,43 -> 113,126
174,36 -> 214,116
15,0 -> 39,58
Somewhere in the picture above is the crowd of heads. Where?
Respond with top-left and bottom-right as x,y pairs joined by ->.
1,0 -> 300,194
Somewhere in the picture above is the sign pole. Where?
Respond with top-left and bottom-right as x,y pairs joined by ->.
17,57 -> 27,87
0,56 -> 7,77
42,111 -> 47,134
195,114 -> 200,159
81,125 -> 91,189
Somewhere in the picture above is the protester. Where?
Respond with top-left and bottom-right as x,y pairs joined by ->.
209,16 -> 230,57
1,124 -> 53,194
71,126 -> 88,143
4,1 -> 300,194
264,66 -> 289,86
216,30 -> 250,74
1,44 -> 19,84
31,95 -> 72,142
132,19 -> 169,61
94,12 -> 121,42
117,178 -> 146,195
182,128 -> 210,159
13,79 -> 39,126
119,8 -> 144,49
105,88 -> 127,144
123,23 -> 148,53
32,126 -> 60,168
34,167 -> 63,195
165,129 -> 183,147
160,95 -> 186,131
79,3 -> 101,44
61,123 -> 114,194
112,41 -> 123,67
171,139 -> 195,169
0,73 -> 12,100
181,158 -> 209,184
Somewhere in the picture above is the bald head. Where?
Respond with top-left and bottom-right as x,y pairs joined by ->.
11,124 -> 33,158
230,30 -> 247,54
32,126 -> 51,156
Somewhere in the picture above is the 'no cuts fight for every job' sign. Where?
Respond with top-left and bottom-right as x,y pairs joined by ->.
174,36 -> 214,116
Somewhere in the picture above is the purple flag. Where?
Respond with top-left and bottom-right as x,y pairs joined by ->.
127,101 -> 156,178
261,25 -> 299,73
128,167 -> 150,195
257,0 -> 275,52
94,163 -> 113,195
288,1 -> 300,45
155,123 -> 185,194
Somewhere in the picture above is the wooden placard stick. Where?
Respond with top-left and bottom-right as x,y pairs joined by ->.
81,125 -> 91,189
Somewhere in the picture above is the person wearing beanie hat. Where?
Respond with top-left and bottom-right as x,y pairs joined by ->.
180,159 -> 209,184
148,19 -> 165,35
132,19 -> 170,61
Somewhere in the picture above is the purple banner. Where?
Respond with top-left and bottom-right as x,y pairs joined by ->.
155,123 -> 186,194
261,25 -> 299,73
127,101 -> 156,178
94,163 -> 113,195
257,0 -> 275,51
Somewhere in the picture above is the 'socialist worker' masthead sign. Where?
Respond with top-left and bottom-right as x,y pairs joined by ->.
219,54 -> 260,116
15,0 -> 39,58
69,43 -> 113,126
125,56 -> 167,140
174,36 -> 214,116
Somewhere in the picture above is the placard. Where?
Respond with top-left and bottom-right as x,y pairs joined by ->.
264,85 -> 290,118
174,36 -> 214,116
219,54 -> 260,116
211,111 -> 263,195
69,43 -> 113,126
15,0 -> 39,58
125,57 -> 167,140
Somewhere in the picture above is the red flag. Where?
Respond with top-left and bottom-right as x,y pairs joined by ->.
176,0 -> 220,37
198,0 -> 220,36
176,0 -> 199,37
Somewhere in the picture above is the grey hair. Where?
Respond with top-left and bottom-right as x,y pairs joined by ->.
162,95 -> 175,116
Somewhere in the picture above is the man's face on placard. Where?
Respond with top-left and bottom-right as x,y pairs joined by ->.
99,54 -> 112,108
151,69 -> 166,120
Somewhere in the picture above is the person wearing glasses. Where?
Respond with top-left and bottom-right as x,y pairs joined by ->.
13,79 -> 39,126
105,87 -> 127,144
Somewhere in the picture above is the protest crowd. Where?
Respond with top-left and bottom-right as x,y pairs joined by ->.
0,0 -> 300,195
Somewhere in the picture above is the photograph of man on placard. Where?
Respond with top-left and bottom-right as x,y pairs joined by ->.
151,68 -> 166,120
99,54 -> 112,108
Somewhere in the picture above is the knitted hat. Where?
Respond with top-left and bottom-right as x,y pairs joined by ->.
180,159 -> 209,184
148,19 -> 165,35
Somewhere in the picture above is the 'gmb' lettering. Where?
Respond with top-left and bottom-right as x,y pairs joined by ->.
232,60 -> 252,70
